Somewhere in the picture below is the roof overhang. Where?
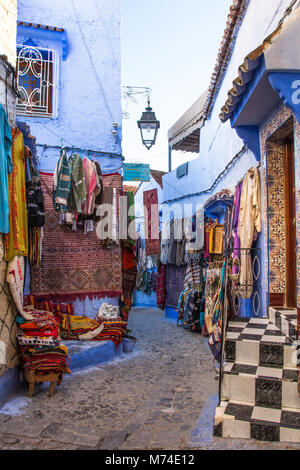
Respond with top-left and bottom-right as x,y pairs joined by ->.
219,2 -> 300,161
168,91 -> 207,153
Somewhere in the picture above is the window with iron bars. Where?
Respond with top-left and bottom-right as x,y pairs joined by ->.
16,44 -> 59,118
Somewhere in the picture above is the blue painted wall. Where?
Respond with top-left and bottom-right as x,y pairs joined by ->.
17,0 -> 122,173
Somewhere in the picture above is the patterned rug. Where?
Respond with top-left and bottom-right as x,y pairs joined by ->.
143,188 -> 160,255
30,172 -> 123,302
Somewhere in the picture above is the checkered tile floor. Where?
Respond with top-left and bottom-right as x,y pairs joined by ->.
227,318 -> 293,344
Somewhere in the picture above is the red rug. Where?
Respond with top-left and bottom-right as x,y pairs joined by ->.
143,188 -> 160,255
30,172 -> 123,302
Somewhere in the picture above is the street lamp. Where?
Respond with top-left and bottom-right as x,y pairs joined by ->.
137,99 -> 160,150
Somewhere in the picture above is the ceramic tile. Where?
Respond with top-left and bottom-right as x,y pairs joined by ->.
236,340 -> 259,365
255,378 -> 282,409
250,422 -> 280,441
223,419 -> 251,439
261,335 -> 287,343
281,410 -> 300,427
243,328 -> 266,336
224,402 -> 253,421
257,367 -> 283,378
282,381 -> 300,409
251,406 -> 281,423
260,343 -> 283,367
280,426 -> 300,443
230,374 -> 255,404
284,345 -> 297,368
226,332 -> 241,340
248,318 -> 269,325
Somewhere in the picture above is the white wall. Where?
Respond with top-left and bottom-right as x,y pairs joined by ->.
0,0 -> 17,65
163,0 -> 293,205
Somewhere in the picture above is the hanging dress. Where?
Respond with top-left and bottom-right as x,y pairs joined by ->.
4,127 -> 28,261
0,104 -> 13,234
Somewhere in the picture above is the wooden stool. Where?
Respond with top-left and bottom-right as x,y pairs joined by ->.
24,369 -> 60,397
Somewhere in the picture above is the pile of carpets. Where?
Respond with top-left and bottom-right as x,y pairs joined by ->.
56,309 -> 127,347
16,302 -> 70,384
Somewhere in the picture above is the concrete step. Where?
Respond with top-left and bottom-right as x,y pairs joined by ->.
221,362 -> 300,409
66,340 -> 124,371
214,400 -> 300,443
269,307 -> 298,342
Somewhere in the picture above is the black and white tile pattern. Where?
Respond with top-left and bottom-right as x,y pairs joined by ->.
214,401 -> 300,442
214,315 -> 300,442
269,308 -> 298,341
227,318 -> 292,344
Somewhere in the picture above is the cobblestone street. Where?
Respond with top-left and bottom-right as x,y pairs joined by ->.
0,307 -> 300,451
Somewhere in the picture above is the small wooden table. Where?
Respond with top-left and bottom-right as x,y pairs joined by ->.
24,369 -> 60,397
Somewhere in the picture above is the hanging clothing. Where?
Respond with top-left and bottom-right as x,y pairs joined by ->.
69,153 -> 86,214
52,149 -> 71,212
232,180 -> 243,274
82,158 -> 99,215
4,128 -> 28,261
238,167 -> 261,299
94,161 -> 103,206
156,264 -> 166,309
26,159 -> 45,228
0,104 -> 13,234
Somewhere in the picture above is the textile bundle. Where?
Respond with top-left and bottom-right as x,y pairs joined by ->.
16,302 -> 70,384
56,310 -> 127,347
30,172 -> 123,302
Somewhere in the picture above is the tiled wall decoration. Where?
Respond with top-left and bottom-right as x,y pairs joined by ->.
266,141 -> 286,295
259,104 -> 293,309
293,119 -> 300,311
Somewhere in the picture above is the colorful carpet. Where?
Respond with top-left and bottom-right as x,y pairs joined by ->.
30,172 -> 123,302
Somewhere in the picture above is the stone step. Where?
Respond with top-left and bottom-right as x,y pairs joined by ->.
225,319 -> 295,368
221,362 -> 300,409
269,307 -> 298,342
214,400 -> 300,443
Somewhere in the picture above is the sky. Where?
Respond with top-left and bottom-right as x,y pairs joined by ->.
121,0 -> 233,174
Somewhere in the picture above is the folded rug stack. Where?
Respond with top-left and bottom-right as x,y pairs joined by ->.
17,306 -> 70,384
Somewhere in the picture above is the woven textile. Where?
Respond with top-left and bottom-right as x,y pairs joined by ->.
30,172 -> 123,302
156,264 -> 166,308
165,265 -> 186,308
0,235 -> 18,377
143,188 -> 160,255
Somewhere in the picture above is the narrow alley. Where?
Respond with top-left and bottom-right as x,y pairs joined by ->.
0,307 -> 299,451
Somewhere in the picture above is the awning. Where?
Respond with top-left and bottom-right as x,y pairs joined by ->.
168,90 -> 208,152
220,1 -> 300,125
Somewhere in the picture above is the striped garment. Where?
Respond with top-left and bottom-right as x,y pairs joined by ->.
52,149 -> 71,212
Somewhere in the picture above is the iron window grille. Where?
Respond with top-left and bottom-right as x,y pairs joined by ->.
16,44 -> 59,118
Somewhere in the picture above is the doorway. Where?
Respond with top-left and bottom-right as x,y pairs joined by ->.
267,118 -> 297,308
